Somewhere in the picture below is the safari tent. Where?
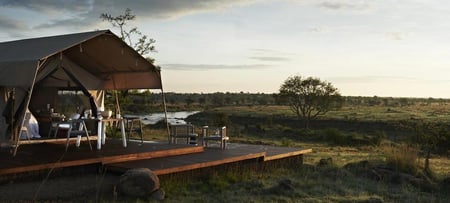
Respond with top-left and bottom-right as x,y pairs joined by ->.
0,30 -> 164,154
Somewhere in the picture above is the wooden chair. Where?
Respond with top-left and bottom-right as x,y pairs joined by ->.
169,123 -> 198,144
123,116 -> 144,144
202,126 -> 229,149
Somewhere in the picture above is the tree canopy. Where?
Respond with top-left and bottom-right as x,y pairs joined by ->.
100,8 -> 156,63
278,75 -> 342,129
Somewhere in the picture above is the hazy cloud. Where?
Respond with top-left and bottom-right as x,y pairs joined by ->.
0,0 -> 262,37
0,14 -> 27,30
385,32 -> 408,40
162,63 -> 272,70
0,14 -> 29,38
330,76 -> 419,83
307,27 -> 328,33
318,0 -> 371,11
249,48 -> 294,62
0,0 -> 94,13
249,56 -> 290,62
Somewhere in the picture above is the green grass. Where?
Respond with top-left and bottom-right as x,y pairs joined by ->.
158,149 -> 449,202
138,104 -> 450,202
214,102 -> 450,123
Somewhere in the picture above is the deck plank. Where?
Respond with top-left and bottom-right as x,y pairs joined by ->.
0,140 -> 312,177
107,143 -> 311,175
0,140 -> 202,175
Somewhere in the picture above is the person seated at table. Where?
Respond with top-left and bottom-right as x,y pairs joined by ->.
21,109 -> 41,139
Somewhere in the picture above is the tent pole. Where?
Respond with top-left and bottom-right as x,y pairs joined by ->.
161,88 -> 170,143
12,59 -> 45,156
8,89 -> 15,142
156,68 -> 170,143
111,76 -> 121,117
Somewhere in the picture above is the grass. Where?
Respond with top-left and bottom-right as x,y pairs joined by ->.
158,148 -> 449,202
134,104 -> 450,202
214,102 -> 450,123
139,126 -> 449,202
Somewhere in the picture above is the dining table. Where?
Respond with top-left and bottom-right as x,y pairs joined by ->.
96,117 -> 127,150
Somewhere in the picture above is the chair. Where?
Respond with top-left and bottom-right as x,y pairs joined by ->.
48,113 -> 91,151
20,112 -> 32,140
48,115 -> 64,137
202,126 -> 229,149
123,116 -> 144,144
51,113 -> 80,138
169,124 -> 198,144
64,119 -> 92,151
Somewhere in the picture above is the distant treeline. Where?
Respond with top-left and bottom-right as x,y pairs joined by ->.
108,90 -> 450,114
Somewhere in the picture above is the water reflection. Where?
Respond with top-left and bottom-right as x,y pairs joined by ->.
126,111 -> 199,125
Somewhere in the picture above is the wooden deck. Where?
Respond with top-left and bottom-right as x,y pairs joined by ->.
0,138 -> 311,177
108,144 -> 312,175
0,138 -> 202,176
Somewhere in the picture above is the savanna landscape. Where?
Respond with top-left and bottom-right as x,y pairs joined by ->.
3,91 -> 448,202
1,4 -> 450,203
156,95 -> 450,202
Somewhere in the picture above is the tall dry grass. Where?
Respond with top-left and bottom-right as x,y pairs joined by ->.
381,143 -> 421,175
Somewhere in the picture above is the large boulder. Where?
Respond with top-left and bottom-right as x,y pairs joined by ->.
117,168 -> 161,199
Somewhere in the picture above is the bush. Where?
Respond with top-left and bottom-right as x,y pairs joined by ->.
323,128 -> 348,145
382,143 -> 420,175
280,137 -> 293,147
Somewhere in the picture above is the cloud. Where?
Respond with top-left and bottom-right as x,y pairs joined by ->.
162,63 -> 272,70
115,0 -> 261,19
318,0 -> 371,11
0,0 -> 262,37
329,75 -> 419,83
0,14 -> 27,30
249,48 -> 295,62
249,56 -> 290,62
0,14 -> 29,38
385,32 -> 408,41
0,0 -> 94,13
307,27 -> 327,33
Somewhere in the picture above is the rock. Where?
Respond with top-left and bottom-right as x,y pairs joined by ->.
151,188 -> 165,201
277,179 -> 294,191
344,160 -> 370,171
117,168 -> 160,198
264,178 -> 294,196
317,157 -> 333,167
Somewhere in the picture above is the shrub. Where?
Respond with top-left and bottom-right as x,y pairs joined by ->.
280,137 -> 293,147
323,128 -> 348,145
382,143 -> 420,175
370,131 -> 385,146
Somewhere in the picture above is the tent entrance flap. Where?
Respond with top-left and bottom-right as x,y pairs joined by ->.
61,67 -> 97,115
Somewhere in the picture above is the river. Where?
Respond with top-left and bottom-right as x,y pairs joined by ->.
126,111 -> 200,125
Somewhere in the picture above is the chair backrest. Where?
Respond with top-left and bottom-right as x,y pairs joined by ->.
70,113 -> 81,120
170,124 -> 195,136
68,119 -> 86,133
208,126 -> 226,137
219,126 -> 226,138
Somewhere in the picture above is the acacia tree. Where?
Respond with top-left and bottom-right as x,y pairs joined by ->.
100,8 -> 156,63
100,8 -> 157,113
279,75 -> 342,129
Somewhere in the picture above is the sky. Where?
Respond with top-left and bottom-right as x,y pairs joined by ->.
1,0 -> 450,98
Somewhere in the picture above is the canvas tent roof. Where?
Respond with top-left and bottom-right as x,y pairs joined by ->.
0,30 -> 166,151
0,29 -> 162,90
